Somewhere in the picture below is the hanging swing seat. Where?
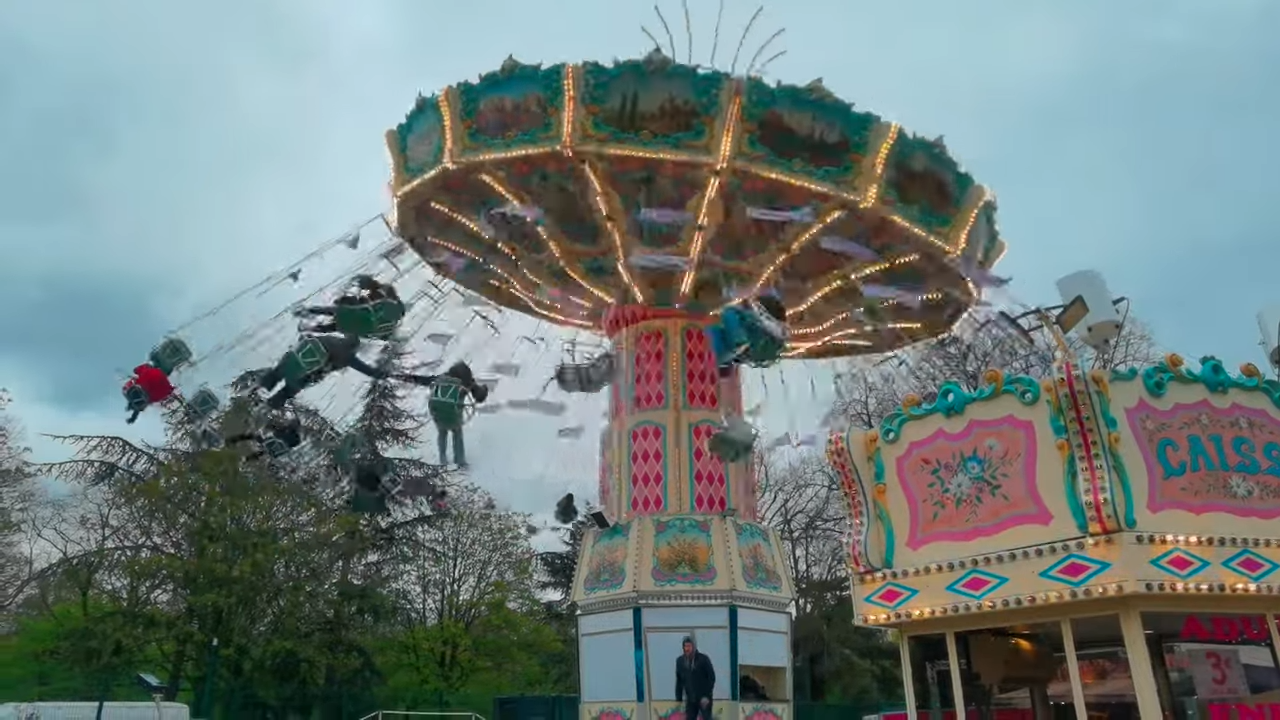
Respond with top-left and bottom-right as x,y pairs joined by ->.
186,387 -> 221,420
149,337 -> 193,376
195,425 -> 224,450
708,417 -> 757,463
279,337 -> 330,385
333,299 -> 406,339
261,435 -> 292,459
555,352 -> 615,394
350,489 -> 389,515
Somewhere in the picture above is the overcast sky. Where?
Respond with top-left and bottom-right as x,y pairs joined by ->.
2,0 -> 1278,517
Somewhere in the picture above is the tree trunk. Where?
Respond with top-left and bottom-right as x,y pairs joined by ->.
163,636 -> 189,701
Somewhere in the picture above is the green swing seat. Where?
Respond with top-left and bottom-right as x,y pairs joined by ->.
742,333 -> 785,367
334,299 -> 406,340
428,377 -> 468,429
149,337 -> 193,376
279,337 -> 331,385
186,388 -> 221,420
708,418 -> 757,463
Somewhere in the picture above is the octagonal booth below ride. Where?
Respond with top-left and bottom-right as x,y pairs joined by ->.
826,357 -> 1280,720
570,515 -> 795,720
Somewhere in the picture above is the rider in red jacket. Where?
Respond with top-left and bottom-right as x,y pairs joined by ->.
123,364 -> 176,424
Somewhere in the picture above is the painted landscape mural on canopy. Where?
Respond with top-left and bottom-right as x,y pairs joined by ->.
1126,399 -> 1280,519
896,416 -> 1050,550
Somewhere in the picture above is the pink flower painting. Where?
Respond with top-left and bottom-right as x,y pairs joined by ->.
897,415 -> 1050,549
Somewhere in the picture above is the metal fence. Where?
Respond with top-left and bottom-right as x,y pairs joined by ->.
488,696 -> 891,720
359,712 -> 487,720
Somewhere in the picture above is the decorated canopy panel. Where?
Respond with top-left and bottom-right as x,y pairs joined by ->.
388,54 -> 1007,358
826,356 -> 1280,627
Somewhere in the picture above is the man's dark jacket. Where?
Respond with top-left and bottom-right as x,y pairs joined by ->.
675,651 -> 716,703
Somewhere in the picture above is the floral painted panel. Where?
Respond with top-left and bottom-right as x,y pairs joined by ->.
740,704 -> 788,720
583,521 -> 631,595
1126,399 -> 1280,519
896,415 -> 1051,550
654,703 -> 731,720
735,522 -> 784,593
586,706 -> 633,720
652,516 -> 717,586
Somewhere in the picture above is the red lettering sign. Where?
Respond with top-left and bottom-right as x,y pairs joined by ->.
1181,615 -> 1276,642
1208,702 -> 1280,720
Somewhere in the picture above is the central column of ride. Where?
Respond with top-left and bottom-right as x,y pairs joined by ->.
597,305 -> 756,521
572,305 -> 796,720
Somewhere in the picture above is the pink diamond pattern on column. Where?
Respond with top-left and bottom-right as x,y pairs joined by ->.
683,325 -> 719,410
690,422 -> 728,512
610,358 -> 623,419
632,330 -> 667,411
598,428 -> 612,518
629,423 -> 666,514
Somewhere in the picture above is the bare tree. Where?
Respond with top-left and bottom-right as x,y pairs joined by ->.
756,451 -> 849,614
0,390 -> 40,612
831,305 -> 1163,429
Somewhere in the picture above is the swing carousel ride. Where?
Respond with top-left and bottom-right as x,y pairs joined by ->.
384,26 -> 1005,719
106,214 -> 612,515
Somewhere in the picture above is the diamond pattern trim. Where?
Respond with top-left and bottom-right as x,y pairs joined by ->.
1149,548 -> 1210,580
1222,549 -> 1280,582
945,568 -> 1009,600
628,422 -> 667,514
864,582 -> 918,610
689,421 -> 728,513
598,427 -> 613,519
683,324 -> 719,410
1038,553 -> 1111,588
631,329 -> 668,411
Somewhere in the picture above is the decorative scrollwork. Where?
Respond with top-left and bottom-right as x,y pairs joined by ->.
1112,354 -> 1280,410
878,369 -> 1042,444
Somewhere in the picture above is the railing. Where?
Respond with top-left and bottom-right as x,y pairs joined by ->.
358,712 -> 486,720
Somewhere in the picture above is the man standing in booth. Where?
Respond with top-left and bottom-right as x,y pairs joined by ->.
675,635 -> 716,720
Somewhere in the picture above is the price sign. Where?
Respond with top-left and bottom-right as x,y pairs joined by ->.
1187,648 -> 1249,699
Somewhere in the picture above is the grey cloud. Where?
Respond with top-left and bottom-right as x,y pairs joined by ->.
0,275 -> 175,413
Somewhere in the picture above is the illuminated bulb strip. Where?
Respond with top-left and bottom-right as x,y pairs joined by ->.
886,214 -> 950,253
457,146 -> 555,165
419,236 -> 561,312
789,254 -> 921,315
950,189 -> 988,256
750,208 -> 847,295
428,201 -> 595,308
582,162 -> 644,302
560,65 -> 577,151
508,285 -> 594,328
791,310 -> 923,337
439,93 -> 457,165
428,202 -> 517,260
391,92 -> 457,204
394,165 -> 448,203
858,123 -> 899,209
680,93 -> 743,299
476,173 -> 609,305
745,166 -> 859,202
782,338 -> 875,358
597,146 -> 717,163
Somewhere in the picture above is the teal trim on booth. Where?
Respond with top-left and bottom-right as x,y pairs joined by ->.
633,607 -> 645,702
729,605 -> 739,701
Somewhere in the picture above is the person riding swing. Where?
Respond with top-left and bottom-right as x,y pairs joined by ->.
224,415 -> 304,460
253,333 -> 388,409
395,361 -> 489,467
295,275 -> 406,340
